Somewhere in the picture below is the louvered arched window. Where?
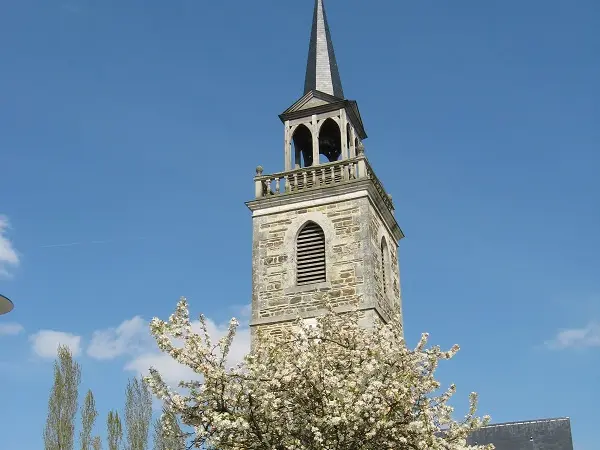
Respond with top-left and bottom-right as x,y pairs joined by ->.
296,222 -> 326,285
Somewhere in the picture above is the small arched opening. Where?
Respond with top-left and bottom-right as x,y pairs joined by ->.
381,237 -> 390,296
318,118 -> 342,164
292,124 -> 314,168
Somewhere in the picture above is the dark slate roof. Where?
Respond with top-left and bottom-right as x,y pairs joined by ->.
467,417 -> 574,450
303,0 -> 344,99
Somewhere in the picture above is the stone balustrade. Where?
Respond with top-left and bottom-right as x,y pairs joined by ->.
254,155 -> 394,212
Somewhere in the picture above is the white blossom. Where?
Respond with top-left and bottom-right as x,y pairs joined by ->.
145,297 -> 494,450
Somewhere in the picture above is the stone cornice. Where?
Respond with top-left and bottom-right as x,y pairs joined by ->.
246,178 -> 404,243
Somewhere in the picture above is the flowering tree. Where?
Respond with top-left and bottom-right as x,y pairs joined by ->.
145,298 -> 493,450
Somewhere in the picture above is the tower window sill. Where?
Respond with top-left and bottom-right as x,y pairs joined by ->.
285,281 -> 331,295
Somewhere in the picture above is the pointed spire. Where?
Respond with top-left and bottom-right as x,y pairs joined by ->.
304,0 -> 344,99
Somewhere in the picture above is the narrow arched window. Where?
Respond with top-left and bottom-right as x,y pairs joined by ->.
381,237 -> 390,295
346,123 -> 351,151
296,222 -> 326,285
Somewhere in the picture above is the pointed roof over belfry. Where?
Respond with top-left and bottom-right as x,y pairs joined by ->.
304,0 -> 344,99
280,0 -> 366,140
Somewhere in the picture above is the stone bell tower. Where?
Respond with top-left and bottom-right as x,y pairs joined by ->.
246,0 -> 404,337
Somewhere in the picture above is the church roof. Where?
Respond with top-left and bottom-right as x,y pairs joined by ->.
467,417 -> 574,450
303,0 -> 344,99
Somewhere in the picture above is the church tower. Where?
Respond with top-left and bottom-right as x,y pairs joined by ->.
247,0 -> 404,337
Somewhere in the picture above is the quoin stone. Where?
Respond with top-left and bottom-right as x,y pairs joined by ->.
246,0 -> 404,339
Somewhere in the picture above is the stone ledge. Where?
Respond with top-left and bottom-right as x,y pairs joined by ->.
250,303 -> 393,327
247,181 -> 371,212
284,281 -> 331,295
247,181 -> 404,242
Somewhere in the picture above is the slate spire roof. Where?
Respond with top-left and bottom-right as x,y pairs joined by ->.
303,0 -> 344,99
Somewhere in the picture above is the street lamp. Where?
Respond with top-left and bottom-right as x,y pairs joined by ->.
0,294 -> 14,315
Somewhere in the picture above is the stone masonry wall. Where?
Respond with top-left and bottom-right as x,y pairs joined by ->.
251,198 -> 368,328
251,194 -> 402,336
250,308 -> 382,342
368,203 -> 402,325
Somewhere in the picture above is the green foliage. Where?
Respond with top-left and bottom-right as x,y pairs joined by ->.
125,377 -> 153,450
80,390 -> 98,450
152,408 -> 186,450
43,345 -> 82,450
107,411 -> 123,450
91,436 -> 102,450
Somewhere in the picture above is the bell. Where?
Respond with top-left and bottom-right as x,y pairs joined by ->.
319,136 -> 341,162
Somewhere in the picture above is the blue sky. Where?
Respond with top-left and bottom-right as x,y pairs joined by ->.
1,0 -> 598,448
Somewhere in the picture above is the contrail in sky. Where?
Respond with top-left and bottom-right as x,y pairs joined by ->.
41,242 -> 82,248
40,237 -> 146,249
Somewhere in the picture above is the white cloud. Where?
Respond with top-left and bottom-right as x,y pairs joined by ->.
30,308 -> 251,383
0,322 -> 24,336
545,322 -> 600,350
125,351 -> 199,385
231,303 -> 252,319
29,330 -> 82,358
125,317 -> 251,385
0,215 -> 19,278
87,316 -> 149,360
87,312 -> 251,386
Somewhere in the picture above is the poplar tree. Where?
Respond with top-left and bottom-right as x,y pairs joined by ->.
80,390 -> 98,450
125,377 -> 153,450
152,408 -> 185,450
91,437 -> 102,450
43,345 -> 82,450
107,411 -> 123,450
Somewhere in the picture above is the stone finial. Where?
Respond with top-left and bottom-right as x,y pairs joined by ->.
256,165 -> 264,176
387,194 -> 393,202
357,141 -> 365,155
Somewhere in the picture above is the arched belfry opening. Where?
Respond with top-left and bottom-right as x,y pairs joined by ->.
318,118 -> 342,163
292,124 -> 314,168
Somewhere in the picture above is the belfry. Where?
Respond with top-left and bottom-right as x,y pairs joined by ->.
246,0 -> 404,337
